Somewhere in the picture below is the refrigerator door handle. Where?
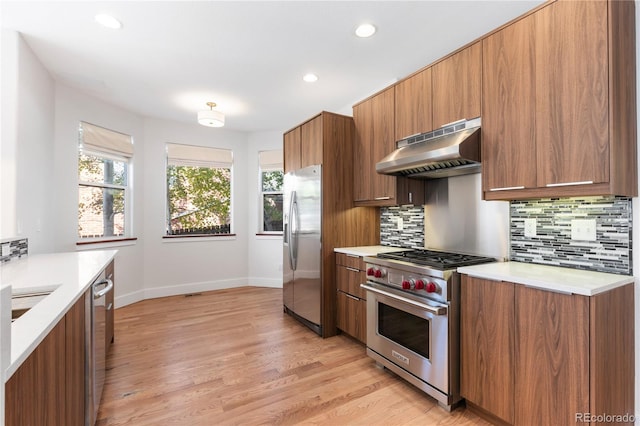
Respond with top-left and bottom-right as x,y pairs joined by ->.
290,191 -> 298,271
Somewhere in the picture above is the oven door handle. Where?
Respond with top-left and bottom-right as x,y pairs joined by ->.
360,283 -> 447,316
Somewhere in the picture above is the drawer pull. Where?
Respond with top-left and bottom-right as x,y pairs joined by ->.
490,186 -> 525,191
346,254 -> 360,258
346,267 -> 360,273
545,180 -> 593,187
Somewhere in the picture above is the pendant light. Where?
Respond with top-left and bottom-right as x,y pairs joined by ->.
198,102 -> 225,127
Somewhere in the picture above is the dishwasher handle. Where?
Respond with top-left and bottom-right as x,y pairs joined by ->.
94,279 -> 114,299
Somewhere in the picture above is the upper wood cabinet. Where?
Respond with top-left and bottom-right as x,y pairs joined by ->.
353,87 -> 426,206
483,0 -> 637,199
432,41 -> 482,129
283,127 -> 301,174
301,115 -> 323,168
482,12 -> 537,193
284,115 -> 324,173
395,68 -> 433,141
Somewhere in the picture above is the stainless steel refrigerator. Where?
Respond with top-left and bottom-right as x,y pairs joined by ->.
283,164 -> 322,335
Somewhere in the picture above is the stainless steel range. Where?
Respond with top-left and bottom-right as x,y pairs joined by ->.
361,249 -> 495,411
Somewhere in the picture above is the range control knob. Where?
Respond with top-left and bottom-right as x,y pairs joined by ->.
402,280 -> 411,290
366,267 -> 375,276
426,282 -> 438,293
374,268 -> 385,278
415,279 -> 425,290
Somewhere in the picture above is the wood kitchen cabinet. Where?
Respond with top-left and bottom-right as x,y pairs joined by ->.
283,112 -> 380,337
353,87 -> 426,206
6,292 -> 88,426
395,68 -> 433,141
461,275 -> 634,425
283,127 -> 301,173
460,276 -> 514,424
335,253 -> 367,343
283,115 -> 322,173
432,41 -> 482,129
483,0 -> 637,199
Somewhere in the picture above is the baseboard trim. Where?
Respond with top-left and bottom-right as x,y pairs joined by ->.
115,278 -> 282,308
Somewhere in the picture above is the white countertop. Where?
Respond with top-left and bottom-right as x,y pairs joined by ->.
457,261 -> 634,296
334,245 -> 408,257
1,250 -> 117,380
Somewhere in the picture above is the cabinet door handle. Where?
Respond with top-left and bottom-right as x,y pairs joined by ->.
106,303 -> 113,311
346,267 -> 360,273
545,180 -> 593,187
344,293 -> 360,301
346,254 -> 360,258
489,186 -> 525,191
374,196 -> 391,201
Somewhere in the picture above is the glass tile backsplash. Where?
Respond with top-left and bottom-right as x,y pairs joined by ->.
0,237 -> 28,263
510,196 -> 632,275
380,206 -> 424,249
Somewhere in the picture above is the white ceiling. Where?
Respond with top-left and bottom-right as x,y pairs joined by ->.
2,0 -> 544,133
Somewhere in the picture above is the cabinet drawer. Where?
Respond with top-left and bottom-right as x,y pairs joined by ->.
336,290 -> 367,343
336,253 -> 364,269
336,264 -> 366,299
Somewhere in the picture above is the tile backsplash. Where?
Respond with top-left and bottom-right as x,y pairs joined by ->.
510,196 -> 632,275
0,237 -> 28,263
380,206 -> 424,249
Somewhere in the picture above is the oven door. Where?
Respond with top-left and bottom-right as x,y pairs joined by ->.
362,282 -> 449,394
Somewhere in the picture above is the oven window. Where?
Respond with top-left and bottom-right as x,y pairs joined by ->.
378,302 -> 430,359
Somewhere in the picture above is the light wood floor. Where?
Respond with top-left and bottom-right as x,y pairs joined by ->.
97,287 -> 492,425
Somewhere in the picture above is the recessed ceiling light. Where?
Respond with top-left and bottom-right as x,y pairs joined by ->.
355,23 -> 376,38
303,73 -> 319,83
95,14 -> 122,29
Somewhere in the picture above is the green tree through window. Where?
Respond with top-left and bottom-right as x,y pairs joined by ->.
166,143 -> 233,235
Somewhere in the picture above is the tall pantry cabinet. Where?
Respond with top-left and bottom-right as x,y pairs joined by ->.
283,111 -> 379,337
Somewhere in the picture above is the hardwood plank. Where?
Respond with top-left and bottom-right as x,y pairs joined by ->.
98,287 -> 490,425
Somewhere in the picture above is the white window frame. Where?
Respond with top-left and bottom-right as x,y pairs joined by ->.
258,150 -> 283,234
77,123 -> 133,241
165,143 -> 234,236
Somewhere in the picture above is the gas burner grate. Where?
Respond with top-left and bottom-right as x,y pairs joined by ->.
377,249 -> 494,270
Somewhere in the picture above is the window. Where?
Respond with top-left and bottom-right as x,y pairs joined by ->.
78,122 -> 133,240
166,143 -> 233,236
259,150 -> 283,233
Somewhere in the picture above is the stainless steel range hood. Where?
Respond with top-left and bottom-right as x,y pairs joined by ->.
376,118 -> 481,179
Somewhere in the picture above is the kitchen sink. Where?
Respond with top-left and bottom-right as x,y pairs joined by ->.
11,287 -> 59,321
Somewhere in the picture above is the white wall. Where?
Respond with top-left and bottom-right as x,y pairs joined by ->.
53,84 -> 146,305
1,30 -> 19,241
140,118 -> 252,300
1,31 -> 55,254
247,131 -> 284,287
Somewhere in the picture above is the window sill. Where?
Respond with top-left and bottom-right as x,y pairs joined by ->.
162,234 -> 236,242
76,237 -> 138,249
255,233 -> 283,240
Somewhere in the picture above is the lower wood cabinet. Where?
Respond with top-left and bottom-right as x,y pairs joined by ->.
6,291 -> 87,426
335,253 -> 367,343
461,275 -> 634,426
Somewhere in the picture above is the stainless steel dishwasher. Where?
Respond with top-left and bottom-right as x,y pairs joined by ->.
86,270 -> 114,426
